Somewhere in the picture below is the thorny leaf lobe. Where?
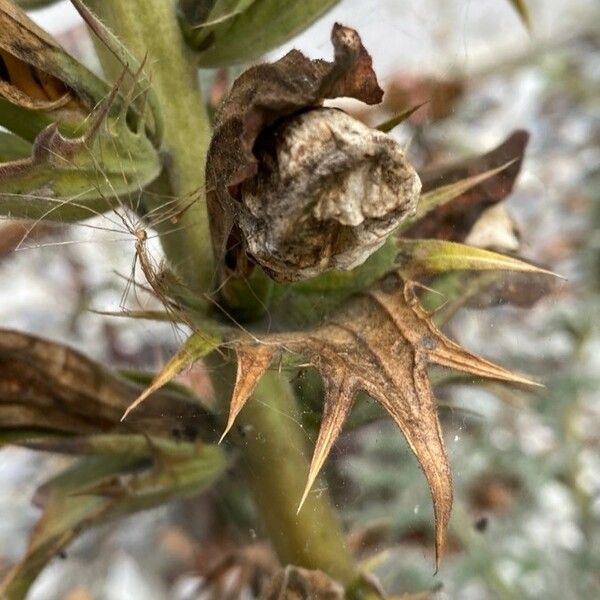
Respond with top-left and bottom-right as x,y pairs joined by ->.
220,279 -> 538,567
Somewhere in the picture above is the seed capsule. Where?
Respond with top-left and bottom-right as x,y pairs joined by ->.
238,107 -> 421,281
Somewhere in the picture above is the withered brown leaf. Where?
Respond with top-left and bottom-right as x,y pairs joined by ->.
206,23 -> 384,277
406,130 -> 530,241
260,565 -> 344,600
220,275 -> 537,567
0,329 -> 212,439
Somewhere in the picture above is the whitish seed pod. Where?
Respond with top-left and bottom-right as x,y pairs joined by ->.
238,107 -> 421,281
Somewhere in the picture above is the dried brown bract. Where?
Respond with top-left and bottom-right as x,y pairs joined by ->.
219,276 -> 537,567
207,23 -> 420,282
407,130 -> 529,241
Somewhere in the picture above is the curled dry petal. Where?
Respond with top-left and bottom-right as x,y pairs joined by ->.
220,276 -> 538,567
407,130 -> 530,241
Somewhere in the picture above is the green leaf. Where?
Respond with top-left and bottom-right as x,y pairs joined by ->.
190,0 -> 340,67
21,433 -> 200,458
179,0 -> 257,50
0,130 -> 30,162
81,441 -> 227,505
0,455 -> 140,599
396,238 -> 559,278
507,0 -> 531,30
122,328 -> 223,420
0,97 -> 54,143
0,87 -> 162,221
0,428 -> 61,446
0,441 -> 227,599
70,0 -> 163,145
0,1 -> 163,221
375,102 -> 426,133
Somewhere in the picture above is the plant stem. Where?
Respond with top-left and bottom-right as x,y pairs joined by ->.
209,359 -> 358,585
83,0 -> 214,293
83,3 -> 379,593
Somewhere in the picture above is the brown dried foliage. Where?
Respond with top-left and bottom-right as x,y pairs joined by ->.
407,130 -> 530,241
0,0 -> 87,114
220,275 -> 536,567
206,23 -> 384,277
0,329 -> 211,438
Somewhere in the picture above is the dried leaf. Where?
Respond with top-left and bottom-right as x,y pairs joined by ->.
0,329 -> 213,438
466,269 -> 559,309
396,238 -> 558,279
405,130 -> 529,241
189,0 -> 340,67
260,565 -> 344,600
381,73 -> 465,124
0,0 -> 112,126
0,0 -> 86,115
0,219 -> 53,257
122,328 -> 223,421
404,162 -> 514,230
221,276 -> 538,567
206,23 -> 384,277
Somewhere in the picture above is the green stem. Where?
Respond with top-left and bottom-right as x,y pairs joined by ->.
209,358 -> 359,585
83,0 -> 214,293
83,3 -> 380,594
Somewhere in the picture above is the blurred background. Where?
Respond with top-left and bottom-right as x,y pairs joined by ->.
0,0 -> 599,598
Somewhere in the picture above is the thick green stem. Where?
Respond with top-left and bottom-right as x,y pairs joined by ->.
83,2 -> 379,593
84,0 -> 214,293
210,360 -> 358,585
86,0 -> 370,585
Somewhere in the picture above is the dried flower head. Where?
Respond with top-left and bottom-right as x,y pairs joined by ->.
240,107 -> 420,280
207,23 -> 421,282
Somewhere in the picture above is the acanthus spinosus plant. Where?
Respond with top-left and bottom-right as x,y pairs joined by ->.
0,0 -> 550,598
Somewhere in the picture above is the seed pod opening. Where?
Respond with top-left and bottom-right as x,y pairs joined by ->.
239,107 -> 420,281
